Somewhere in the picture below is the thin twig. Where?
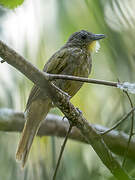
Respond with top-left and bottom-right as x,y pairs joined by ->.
122,91 -> 134,167
46,73 -> 118,87
101,107 -> 135,136
51,137 -> 56,169
52,124 -> 73,180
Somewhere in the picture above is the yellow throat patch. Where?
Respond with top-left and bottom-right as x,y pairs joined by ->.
88,41 -> 100,53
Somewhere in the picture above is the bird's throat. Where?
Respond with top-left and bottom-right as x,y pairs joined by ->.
88,41 -> 100,53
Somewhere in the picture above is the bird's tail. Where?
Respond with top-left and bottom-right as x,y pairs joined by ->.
16,99 -> 51,167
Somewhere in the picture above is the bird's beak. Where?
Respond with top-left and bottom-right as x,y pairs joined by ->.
91,34 -> 105,41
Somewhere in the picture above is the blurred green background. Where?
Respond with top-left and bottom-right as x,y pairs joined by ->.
0,0 -> 135,179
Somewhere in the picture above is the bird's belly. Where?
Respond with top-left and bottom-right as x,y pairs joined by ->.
54,61 -> 91,97
61,80 -> 83,97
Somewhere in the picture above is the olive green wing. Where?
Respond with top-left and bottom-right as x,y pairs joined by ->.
25,48 -> 68,110
25,85 -> 40,110
43,48 -> 68,74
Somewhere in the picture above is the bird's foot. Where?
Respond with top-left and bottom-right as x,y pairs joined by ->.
62,116 -> 67,122
76,107 -> 82,115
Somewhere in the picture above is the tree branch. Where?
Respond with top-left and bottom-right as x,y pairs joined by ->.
0,40 -> 131,179
46,73 -> 117,87
0,108 -> 135,162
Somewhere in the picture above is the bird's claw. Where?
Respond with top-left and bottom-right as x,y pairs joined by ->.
76,107 -> 82,115
62,116 -> 67,122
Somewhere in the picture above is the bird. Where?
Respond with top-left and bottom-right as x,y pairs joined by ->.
16,30 -> 105,167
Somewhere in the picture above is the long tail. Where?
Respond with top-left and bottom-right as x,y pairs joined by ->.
16,98 -> 51,167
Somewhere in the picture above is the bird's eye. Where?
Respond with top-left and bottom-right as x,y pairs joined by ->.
81,34 -> 87,40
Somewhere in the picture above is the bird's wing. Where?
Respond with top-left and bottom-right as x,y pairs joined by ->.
43,48 -> 68,74
25,85 -> 41,110
25,48 -> 68,110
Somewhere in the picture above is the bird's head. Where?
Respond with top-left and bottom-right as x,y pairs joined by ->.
67,30 -> 105,53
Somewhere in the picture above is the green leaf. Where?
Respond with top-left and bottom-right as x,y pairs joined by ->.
0,0 -> 24,9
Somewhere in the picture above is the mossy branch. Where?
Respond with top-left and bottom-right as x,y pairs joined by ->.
0,108 -> 135,162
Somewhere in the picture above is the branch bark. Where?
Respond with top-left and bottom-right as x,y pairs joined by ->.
0,108 -> 135,162
0,40 -> 131,179
46,73 -> 118,87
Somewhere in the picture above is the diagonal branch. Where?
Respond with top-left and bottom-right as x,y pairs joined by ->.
0,40 -> 131,179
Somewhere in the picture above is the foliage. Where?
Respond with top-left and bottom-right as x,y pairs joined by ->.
0,0 -> 24,9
